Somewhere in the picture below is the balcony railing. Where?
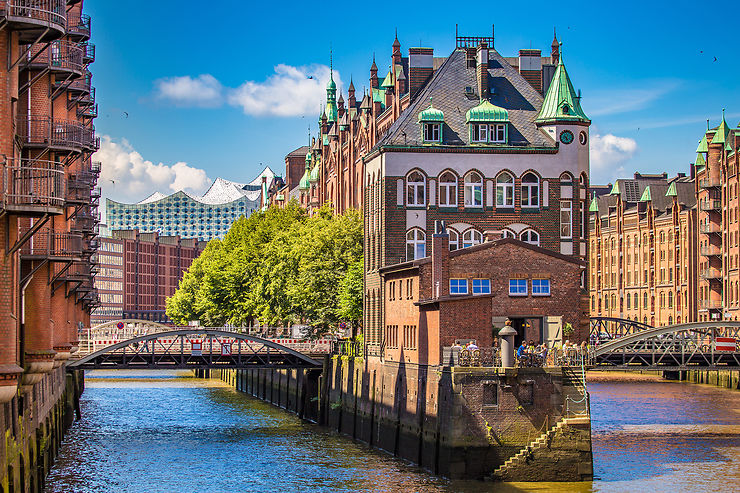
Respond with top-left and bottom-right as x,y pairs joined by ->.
66,71 -> 91,93
77,103 -> 98,119
699,300 -> 723,310
1,159 -> 65,213
20,228 -> 82,258
17,116 -> 97,151
700,199 -> 722,211
1,0 -> 67,41
700,268 -> 722,279
22,40 -> 84,75
700,223 -> 721,234
66,13 -> 91,40
77,86 -> 95,106
700,246 -> 721,256
82,42 -> 95,64
699,177 -> 721,188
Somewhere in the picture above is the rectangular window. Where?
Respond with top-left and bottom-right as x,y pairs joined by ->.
560,201 -> 573,238
450,278 -> 468,295
423,123 -> 440,142
509,279 -> 527,296
532,279 -> 551,296
472,279 -> 491,295
472,124 -> 488,142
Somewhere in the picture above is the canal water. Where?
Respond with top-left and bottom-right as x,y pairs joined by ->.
46,371 -> 740,492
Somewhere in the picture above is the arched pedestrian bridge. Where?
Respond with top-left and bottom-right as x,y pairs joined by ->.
589,317 -> 740,370
70,320 -> 331,371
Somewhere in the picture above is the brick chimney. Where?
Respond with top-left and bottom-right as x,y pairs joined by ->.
408,47 -> 434,99
476,42 -> 489,99
518,49 -> 542,93
431,220 -> 450,299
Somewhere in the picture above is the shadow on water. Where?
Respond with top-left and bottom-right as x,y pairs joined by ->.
44,371 -> 740,493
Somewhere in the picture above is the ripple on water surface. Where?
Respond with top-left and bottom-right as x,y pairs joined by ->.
45,372 -> 740,493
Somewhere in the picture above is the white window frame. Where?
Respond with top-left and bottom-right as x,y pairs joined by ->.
471,123 -> 488,143
438,171 -> 457,207
423,123 -> 441,142
489,124 -> 506,143
462,229 -> 483,248
520,229 -> 540,246
447,228 -> 459,251
500,229 -> 515,239
464,172 -> 483,207
521,172 -> 540,208
509,279 -> 527,296
560,201 -> 573,239
532,279 -> 551,296
406,171 -> 426,207
496,172 -> 514,208
472,279 -> 491,295
406,228 -> 426,260
450,278 -> 468,295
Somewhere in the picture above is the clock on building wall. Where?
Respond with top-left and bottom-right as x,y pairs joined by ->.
579,131 -> 588,145
560,130 -> 574,144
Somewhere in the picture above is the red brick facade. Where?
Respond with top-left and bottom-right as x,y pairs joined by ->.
381,231 -> 588,366
0,1 -> 99,398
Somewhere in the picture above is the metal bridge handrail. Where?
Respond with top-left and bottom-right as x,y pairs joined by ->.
565,352 -> 590,417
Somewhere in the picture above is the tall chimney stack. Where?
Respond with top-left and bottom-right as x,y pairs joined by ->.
409,47 -> 434,100
477,42 -> 489,99
431,220 -> 450,299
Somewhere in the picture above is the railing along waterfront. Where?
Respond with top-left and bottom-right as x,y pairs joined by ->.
565,353 -> 590,417
1,159 -> 65,210
17,116 -> 97,150
331,340 -> 364,358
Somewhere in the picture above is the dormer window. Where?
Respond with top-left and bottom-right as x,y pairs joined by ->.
465,100 -> 509,144
418,100 -> 444,143
423,123 -> 440,142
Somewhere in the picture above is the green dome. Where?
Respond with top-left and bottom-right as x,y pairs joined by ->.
327,77 -> 336,90
305,151 -> 312,164
309,163 -> 320,183
418,104 -> 444,123
299,168 -> 311,190
465,100 -> 509,123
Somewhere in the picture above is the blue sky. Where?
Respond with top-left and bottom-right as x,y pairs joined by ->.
89,0 -> 739,205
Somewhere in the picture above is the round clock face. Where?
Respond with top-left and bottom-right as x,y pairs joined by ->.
579,131 -> 588,145
560,130 -> 574,144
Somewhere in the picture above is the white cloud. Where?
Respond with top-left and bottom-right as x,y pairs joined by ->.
94,136 -> 212,220
590,133 -> 638,182
154,74 -> 224,107
153,64 -> 339,117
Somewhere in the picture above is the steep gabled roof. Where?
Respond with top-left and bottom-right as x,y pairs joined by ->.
373,48 -> 553,149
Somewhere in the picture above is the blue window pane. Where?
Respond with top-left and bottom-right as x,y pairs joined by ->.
509,279 -> 527,296
532,279 -> 551,295
472,279 -> 491,294
450,279 -> 468,295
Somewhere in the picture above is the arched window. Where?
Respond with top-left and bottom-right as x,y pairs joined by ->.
464,172 -> 483,207
651,296 -> 655,312
520,229 -> 540,246
604,296 -> 609,310
668,316 -> 673,325
626,293 -> 631,309
501,229 -> 515,239
406,228 -> 426,260
660,292 -> 665,308
579,172 -> 588,188
560,172 -> 573,184
406,171 -> 425,207
591,295 -> 595,310
643,292 -> 648,309
521,172 -> 539,208
643,316 -> 648,325
438,171 -> 457,207
462,229 -> 482,248
668,291 -> 673,308
496,172 -> 514,207
447,228 -> 459,251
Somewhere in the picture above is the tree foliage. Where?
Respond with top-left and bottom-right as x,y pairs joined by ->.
166,202 -> 363,336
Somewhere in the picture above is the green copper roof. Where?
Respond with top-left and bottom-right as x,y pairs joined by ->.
299,167 -> 311,190
322,134 -> 329,146
305,151 -> 312,164
665,182 -> 678,197
696,134 -> 708,153
466,100 -> 509,123
589,197 -> 598,212
639,186 -> 652,202
536,58 -> 590,124
309,163 -> 320,183
695,153 -> 706,167
324,102 -> 337,123
713,114 -> 730,145
418,103 -> 444,122
609,181 -> 620,195
380,65 -> 402,89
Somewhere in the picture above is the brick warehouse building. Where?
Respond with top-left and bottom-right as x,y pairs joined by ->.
381,223 -> 587,365
91,230 -> 206,325
588,173 -> 698,327
0,0 -> 100,488
589,112 -> 740,326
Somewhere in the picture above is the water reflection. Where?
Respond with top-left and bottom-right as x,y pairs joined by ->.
45,372 -> 740,492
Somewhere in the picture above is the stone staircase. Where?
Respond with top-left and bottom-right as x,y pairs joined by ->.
490,416 -> 590,480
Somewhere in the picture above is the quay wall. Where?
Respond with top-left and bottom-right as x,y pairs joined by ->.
663,369 -> 740,389
0,367 -> 83,493
209,356 -> 592,481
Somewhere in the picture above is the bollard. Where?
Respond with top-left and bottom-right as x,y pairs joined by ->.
499,324 -> 518,368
